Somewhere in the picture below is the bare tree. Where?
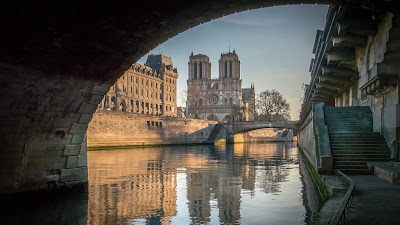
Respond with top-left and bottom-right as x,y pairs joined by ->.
179,87 -> 187,107
232,104 -> 247,121
256,89 -> 290,121
187,85 -> 203,118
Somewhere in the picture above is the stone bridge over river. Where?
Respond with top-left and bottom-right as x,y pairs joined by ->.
225,121 -> 299,143
0,0 -> 399,194
229,121 -> 299,134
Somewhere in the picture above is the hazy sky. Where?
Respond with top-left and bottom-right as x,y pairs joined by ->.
137,4 -> 329,120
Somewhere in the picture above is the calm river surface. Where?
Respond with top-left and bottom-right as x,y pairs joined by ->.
3,142 -> 321,225
87,143 -> 316,225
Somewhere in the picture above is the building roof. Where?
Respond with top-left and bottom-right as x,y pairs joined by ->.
145,54 -> 173,71
242,88 -> 253,98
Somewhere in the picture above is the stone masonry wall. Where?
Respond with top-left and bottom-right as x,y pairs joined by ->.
297,113 -> 317,169
0,65 -> 112,194
356,13 -> 399,145
87,109 -> 217,147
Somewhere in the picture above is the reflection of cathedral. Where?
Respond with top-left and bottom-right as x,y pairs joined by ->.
186,50 -> 255,121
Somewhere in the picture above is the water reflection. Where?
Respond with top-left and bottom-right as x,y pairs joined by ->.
87,142 -> 308,225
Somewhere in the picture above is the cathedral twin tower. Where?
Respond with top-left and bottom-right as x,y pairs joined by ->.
186,50 -> 255,122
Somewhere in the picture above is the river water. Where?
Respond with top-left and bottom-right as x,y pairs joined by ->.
3,142 -> 323,225
87,143 -> 320,225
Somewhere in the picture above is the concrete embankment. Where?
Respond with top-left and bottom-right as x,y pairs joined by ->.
87,109 -> 217,149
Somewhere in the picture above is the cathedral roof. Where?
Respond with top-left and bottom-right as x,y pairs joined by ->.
190,53 -> 210,60
242,88 -> 253,98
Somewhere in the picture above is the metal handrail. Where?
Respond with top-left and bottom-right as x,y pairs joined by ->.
330,170 -> 356,225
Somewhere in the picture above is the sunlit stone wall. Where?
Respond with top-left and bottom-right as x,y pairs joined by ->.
87,109 -> 217,147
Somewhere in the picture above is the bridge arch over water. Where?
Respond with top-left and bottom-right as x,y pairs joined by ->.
226,121 -> 299,143
1,0 -> 398,193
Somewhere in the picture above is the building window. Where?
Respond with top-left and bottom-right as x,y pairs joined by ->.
156,122 -> 158,126
141,79 -> 143,85
130,86 -> 133,93
122,74 -> 125,80
156,83 -> 158,89
225,61 -> 227,78
146,80 -> 148,86
160,93 -> 162,99
136,77 -> 138,83
147,121 -> 150,126
130,75 -> 133,82
230,61 -> 232,77
194,62 -> 197,79
151,82 -> 153,88
141,89 -> 143,96
151,91 -> 153,98
199,62 -> 202,79
159,122 -> 162,127
151,121 -> 154,126
135,88 -> 138,95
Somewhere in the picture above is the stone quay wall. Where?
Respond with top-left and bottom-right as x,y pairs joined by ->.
87,109 -> 217,148
297,112 -> 317,170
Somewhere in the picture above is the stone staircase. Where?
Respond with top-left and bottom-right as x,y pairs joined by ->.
206,122 -> 224,144
324,106 -> 391,175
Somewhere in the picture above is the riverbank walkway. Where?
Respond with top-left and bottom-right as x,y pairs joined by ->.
346,175 -> 400,225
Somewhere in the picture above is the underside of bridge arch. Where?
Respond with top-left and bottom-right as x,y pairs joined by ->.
1,0 -> 398,193
234,127 -> 298,135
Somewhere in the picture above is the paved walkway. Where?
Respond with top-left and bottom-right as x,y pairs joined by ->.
346,175 -> 400,225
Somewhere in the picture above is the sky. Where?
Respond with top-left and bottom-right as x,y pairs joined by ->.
137,4 -> 329,120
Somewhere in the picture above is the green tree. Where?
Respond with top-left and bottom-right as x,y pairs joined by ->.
256,89 -> 290,121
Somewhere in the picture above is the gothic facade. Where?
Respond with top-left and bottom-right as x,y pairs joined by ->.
100,54 -> 178,117
186,50 -> 255,121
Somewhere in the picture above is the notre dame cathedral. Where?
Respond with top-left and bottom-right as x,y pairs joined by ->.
186,50 -> 255,121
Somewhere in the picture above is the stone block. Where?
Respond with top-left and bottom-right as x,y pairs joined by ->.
64,144 -> 81,156
66,156 -> 79,168
78,103 -> 98,114
89,94 -> 104,104
70,123 -> 88,134
80,142 -> 87,154
79,114 -> 93,124
71,134 -> 85,144
66,154 -> 87,168
91,85 -> 110,95
25,157 -> 67,171
60,167 -> 87,182
78,154 -> 87,167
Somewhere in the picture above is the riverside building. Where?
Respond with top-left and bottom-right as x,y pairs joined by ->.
100,54 -> 178,117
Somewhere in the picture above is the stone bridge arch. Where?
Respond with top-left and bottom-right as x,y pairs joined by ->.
226,121 -> 299,143
1,0 -> 397,193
